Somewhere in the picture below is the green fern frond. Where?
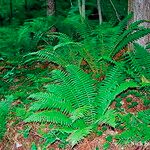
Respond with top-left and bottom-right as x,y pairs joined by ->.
114,28 -> 150,55
98,63 -> 124,94
125,43 -> 150,80
53,41 -> 81,51
112,21 -> 147,57
45,84 -> 62,94
29,93 -> 73,114
146,43 -> 150,49
70,106 -> 91,122
112,81 -> 138,98
128,20 -> 149,29
50,69 -> 80,109
24,110 -> 72,125
97,109 -> 116,128
18,17 -> 54,52
117,13 -> 133,33
117,124 -> 150,145
67,126 -> 93,147
27,38 -> 82,67
29,92 -> 52,101
96,64 -> 130,115
66,65 -> 96,124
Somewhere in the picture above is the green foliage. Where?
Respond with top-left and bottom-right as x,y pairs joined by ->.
103,142 -> 110,150
116,110 -> 150,144
0,27 -> 18,59
17,16 -> 56,53
101,0 -> 128,23
0,95 -> 14,140
126,97 -> 132,103
27,33 -> 82,67
24,65 -> 138,146
125,43 -> 150,81
0,0 -> 46,26
0,0 -> 149,148
106,135 -> 113,142
27,14 -> 150,77
31,142 -> 38,150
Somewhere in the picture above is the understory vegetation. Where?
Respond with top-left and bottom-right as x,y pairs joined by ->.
0,0 -> 150,149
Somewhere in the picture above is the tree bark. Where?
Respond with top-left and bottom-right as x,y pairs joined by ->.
128,0 -> 150,45
47,0 -> 55,16
97,0 -> 102,24
81,0 -> 86,19
78,0 -> 86,19
78,0 -> 82,16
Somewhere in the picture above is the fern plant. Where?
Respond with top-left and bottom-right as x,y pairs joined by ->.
26,14 -> 150,77
17,10 -> 150,148
24,64 -> 137,147
17,16 -> 56,53
26,32 -> 83,67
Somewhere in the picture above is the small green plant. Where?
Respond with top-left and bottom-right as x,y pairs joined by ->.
96,130 -> 103,136
101,126 -> 107,132
116,110 -> 150,144
126,97 -> 132,103
106,135 -> 113,142
143,99 -> 150,107
128,102 -> 139,109
103,142 -> 110,150
31,142 -> 37,150
115,102 -> 122,108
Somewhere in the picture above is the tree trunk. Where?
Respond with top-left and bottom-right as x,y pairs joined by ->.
128,0 -> 150,45
97,0 -> 102,24
78,0 -> 82,16
78,0 -> 86,19
81,0 -> 86,19
69,0 -> 73,7
47,0 -> 55,16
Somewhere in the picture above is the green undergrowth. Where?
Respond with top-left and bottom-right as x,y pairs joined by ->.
0,13 -> 150,149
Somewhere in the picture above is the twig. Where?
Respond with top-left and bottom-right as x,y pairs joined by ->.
109,0 -> 121,22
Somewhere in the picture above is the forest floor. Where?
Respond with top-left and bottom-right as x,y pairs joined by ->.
0,62 -> 150,150
0,124 -> 150,150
